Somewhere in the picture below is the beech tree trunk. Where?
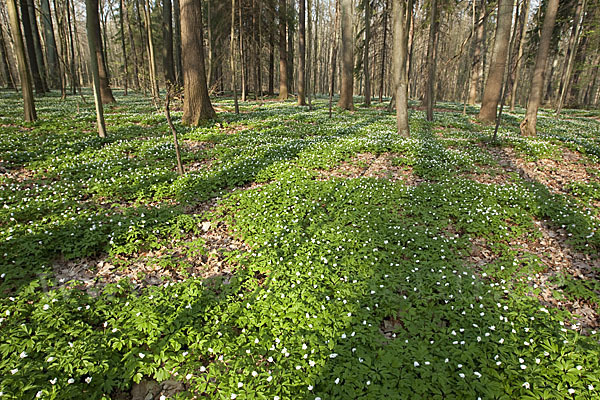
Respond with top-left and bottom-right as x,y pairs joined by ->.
0,21 -> 16,90
278,0 -> 288,99
27,0 -> 49,92
392,0 -> 408,136
509,0 -> 531,111
119,0 -> 129,94
173,0 -> 183,85
40,0 -> 61,89
298,0 -> 306,105
379,0 -> 388,102
363,0 -> 371,106
66,0 -> 77,94
181,0 -> 215,124
468,0 -> 485,105
85,0 -> 107,137
86,0 -> 115,103
20,0 -> 45,94
7,0 -> 36,121
231,0 -> 239,113
143,0 -> 159,102
424,0 -> 438,121
337,0 -> 353,110
163,0 -> 175,86
328,0 -> 339,117
478,0 -> 514,123
520,0 -> 559,136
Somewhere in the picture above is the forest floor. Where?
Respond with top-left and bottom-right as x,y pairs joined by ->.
1,90 -> 599,399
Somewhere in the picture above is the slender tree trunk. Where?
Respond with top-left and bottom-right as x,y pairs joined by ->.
510,0 -> 530,110
20,0 -> 45,94
328,0 -> 339,117
143,0 -> 159,102
172,0 -> 183,85
52,0 -> 67,98
7,0 -> 36,121
40,0 -> 60,88
298,0 -> 306,105
393,0 -> 408,136
163,0 -> 175,86
379,0 -> 388,102
478,0 -> 514,122
89,0 -> 116,103
207,0 -> 213,87
125,2 -> 140,90
66,0 -> 77,94
424,0 -> 438,121
307,0 -> 312,108
239,0 -> 246,102
0,22 -> 16,90
27,0 -> 49,92
468,0 -> 486,105
85,0 -> 107,137
337,0 -> 353,110
556,0 -> 586,116
520,0 -> 559,136
119,0 -> 129,94
363,0 -> 371,105
256,0 -> 262,98
278,0 -> 288,99
231,0 -> 240,113
180,0 -> 215,123
269,6 -> 275,95
287,0 -> 294,93
312,0 -> 319,96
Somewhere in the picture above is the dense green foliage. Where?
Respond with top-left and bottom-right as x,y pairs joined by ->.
0,91 -> 599,399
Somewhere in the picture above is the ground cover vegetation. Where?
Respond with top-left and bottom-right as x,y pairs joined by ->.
0,91 -> 599,399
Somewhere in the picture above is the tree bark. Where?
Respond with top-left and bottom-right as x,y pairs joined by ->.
89,0 -> 116,103
85,0 -> 107,137
379,0 -> 388,102
287,0 -> 294,93
239,0 -> 246,102
66,0 -> 77,93
163,0 -> 175,86
40,0 -> 61,89
363,0 -> 371,105
337,0 -> 353,110
7,0 -> 36,121
143,0 -> 159,102
119,0 -> 129,94
20,0 -> 45,94
392,0 -> 409,136
172,0 -> 183,85
424,0 -> 438,121
27,0 -> 49,92
468,0 -> 486,105
231,0 -> 239,113
509,0 -> 530,111
268,1 -> 275,95
125,1 -> 140,90
298,0 -> 306,105
180,0 -> 215,124
328,0 -> 339,117
556,0 -> 586,115
0,21 -> 16,90
278,0 -> 288,99
478,0 -> 514,123
520,0 -> 559,136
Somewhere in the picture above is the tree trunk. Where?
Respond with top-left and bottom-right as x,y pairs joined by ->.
392,0 -> 409,136
119,0 -> 129,94
424,0 -> 438,121
207,0 -> 213,88
269,4 -> 275,95
328,0 -> 339,117
0,20 -> 16,90
298,0 -> 306,105
40,0 -> 61,89
239,0 -> 246,102
520,0 -> 559,136
287,0 -> 294,93
143,0 -> 159,102
7,0 -> 36,121
20,0 -> 45,94
278,0 -> 288,99
66,0 -> 78,94
163,0 -> 175,86
509,0 -> 530,110
379,0 -> 388,102
478,0 -> 514,123
85,0 -> 107,137
180,0 -> 215,124
468,0 -> 486,105
172,0 -> 183,85
307,0 -> 312,107
125,1 -> 141,90
89,0 -> 116,103
256,0 -> 262,98
556,0 -> 586,116
337,0 -> 353,110
231,0 -> 239,113
52,0 -> 68,98
363,0 -> 371,105
27,0 -> 49,92
312,0 -> 319,96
